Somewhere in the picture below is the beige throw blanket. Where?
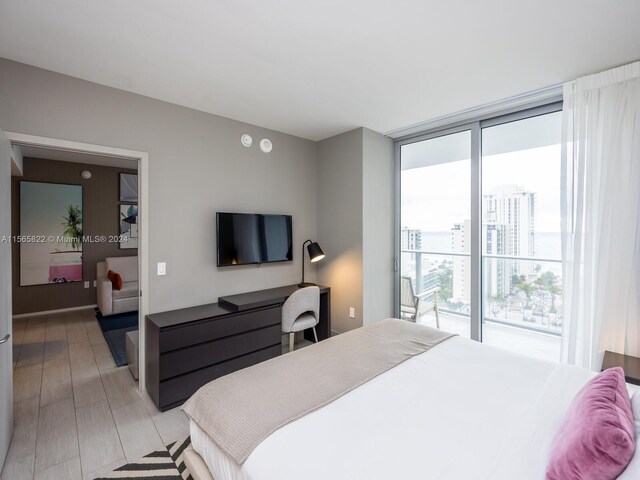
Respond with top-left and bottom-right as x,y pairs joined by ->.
182,318 -> 455,464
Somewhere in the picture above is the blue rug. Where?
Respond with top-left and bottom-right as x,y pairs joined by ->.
96,310 -> 138,367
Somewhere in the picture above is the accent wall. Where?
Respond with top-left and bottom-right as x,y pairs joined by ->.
11,157 -> 137,314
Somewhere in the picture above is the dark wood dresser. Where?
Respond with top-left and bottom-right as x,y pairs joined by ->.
145,284 -> 330,410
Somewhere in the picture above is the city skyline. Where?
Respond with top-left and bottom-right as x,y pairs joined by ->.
403,184 -> 538,305
400,111 -> 564,352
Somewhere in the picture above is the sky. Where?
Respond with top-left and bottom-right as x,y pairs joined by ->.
400,110 -> 562,235
401,143 -> 562,233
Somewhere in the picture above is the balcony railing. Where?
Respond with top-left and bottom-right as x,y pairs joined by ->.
401,249 -> 563,337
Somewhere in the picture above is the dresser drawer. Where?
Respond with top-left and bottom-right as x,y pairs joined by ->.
159,306 -> 281,352
158,345 -> 282,409
159,324 -> 281,380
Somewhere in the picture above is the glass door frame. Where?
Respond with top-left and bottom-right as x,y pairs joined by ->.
394,100 -> 563,343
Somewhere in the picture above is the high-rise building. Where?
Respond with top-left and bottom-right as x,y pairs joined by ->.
401,227 -> 422,251
451,220 -> 470,303
483,184 -> 535,258
482,184 -> 536,297
400,228 -> 440,295
421,263 -> 441,294
400,227 -> 423,292
449,186 -> 536,303
484,223 -> 509,297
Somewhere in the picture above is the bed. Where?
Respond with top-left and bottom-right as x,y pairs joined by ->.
183,320 -> 639,480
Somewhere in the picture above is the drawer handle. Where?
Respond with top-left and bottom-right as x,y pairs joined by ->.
0,334 -> 10,345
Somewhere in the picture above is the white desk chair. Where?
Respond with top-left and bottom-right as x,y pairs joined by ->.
282,286 -> 320,352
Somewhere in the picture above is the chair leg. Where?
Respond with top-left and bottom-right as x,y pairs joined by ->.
312,326 -> 318,343
289,332 -> 295,352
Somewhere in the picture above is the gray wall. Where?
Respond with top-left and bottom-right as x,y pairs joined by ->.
0,59 -> 318,314
0,58 -> 395,325
362,128 -> 394,324
317,129 -> 364,333
317,128 -> 395,333
11,157 -> 137,314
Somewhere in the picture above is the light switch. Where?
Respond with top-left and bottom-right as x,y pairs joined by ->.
349,307 -> 355,319
157,262 -> 166,276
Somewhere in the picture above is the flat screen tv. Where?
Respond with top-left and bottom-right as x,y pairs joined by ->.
216,212 -> 293,267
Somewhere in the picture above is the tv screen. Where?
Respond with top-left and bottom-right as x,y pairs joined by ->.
216,212 -> 293,267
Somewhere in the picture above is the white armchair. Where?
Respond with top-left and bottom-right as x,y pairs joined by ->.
400,276 -> 441,328
97,256 -> 138,316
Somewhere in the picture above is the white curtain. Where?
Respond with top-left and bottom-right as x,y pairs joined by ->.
561,61 -> 640,371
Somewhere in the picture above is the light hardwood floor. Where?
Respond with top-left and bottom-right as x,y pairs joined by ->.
2,308 -> 189,480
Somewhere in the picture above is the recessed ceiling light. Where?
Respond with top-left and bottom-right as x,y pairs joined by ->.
260,138 -> 273,153
241,134 -> 253,147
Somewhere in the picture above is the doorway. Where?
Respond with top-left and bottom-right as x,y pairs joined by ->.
5,131 -> 149,389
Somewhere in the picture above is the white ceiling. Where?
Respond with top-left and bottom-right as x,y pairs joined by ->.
1,0 -> 639,141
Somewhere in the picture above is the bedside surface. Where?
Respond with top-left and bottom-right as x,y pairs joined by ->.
602,351 -> 640,386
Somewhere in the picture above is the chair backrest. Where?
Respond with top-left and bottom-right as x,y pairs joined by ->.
400,276 -> 416,308
105,256 -> 138,283
282,286 -> 319,332
96,261 -> 107,279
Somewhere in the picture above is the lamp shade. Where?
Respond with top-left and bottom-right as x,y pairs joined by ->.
307,242 -> 325,263
299,239 -> 325,287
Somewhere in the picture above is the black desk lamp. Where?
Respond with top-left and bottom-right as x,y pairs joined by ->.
299,239 -> 325,287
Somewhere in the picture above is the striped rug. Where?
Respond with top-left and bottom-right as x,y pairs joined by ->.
95,436 -> 193,479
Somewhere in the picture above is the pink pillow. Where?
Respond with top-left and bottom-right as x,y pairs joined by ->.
546,367 -> 635,480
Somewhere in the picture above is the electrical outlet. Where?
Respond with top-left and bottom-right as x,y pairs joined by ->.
83,281 -> 89,289
349,307 -> 355,318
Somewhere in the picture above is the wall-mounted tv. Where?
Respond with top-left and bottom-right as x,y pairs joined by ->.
216,212 -> 293,267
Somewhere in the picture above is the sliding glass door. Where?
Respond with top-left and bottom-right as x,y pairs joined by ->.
481,111 -> 563,361
397,104 -> 563,361
400,129 -> 471,338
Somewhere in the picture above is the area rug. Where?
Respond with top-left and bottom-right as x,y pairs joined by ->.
95,309 -> 138,367
95,436 -> 193,479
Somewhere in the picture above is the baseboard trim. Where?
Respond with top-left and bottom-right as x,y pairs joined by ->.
13,304 -> 98,319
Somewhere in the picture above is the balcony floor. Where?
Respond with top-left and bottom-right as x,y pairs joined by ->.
416,311 -> 561,362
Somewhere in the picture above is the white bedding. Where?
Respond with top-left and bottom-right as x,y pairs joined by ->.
190,336 -> 635,480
